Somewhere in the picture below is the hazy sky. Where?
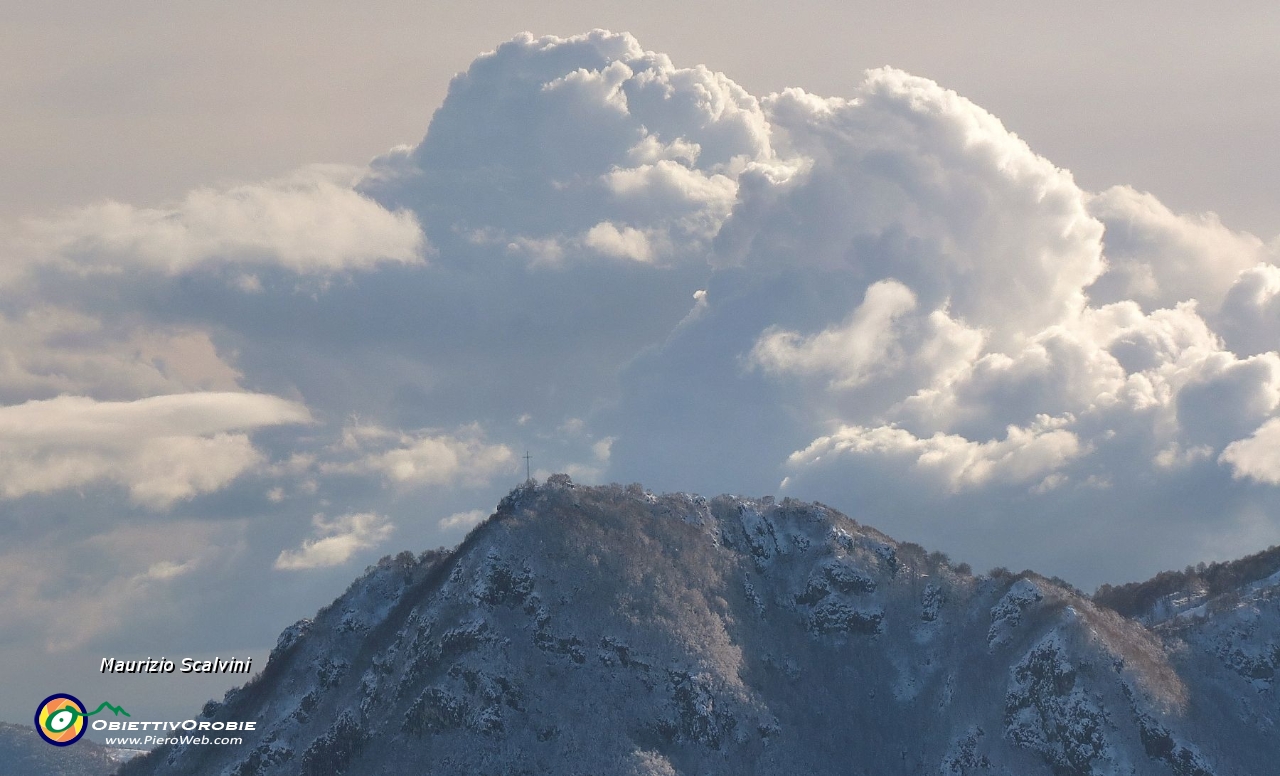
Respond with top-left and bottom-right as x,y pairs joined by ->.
6,2 -> 1280,233
3,4 -> 1280,738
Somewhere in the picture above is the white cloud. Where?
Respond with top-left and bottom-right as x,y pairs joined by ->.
438,509 -> 489,531
362,29 -> 783,267
750,279 -> 917,388
323,423 -> 515,488
465,38 -> 1258,586
0,392 -> 310,507
602,159 -> 739,240
560,433 -> 617,484
1174,351 -> 1280,448
592,436 -> 615,461
1219,262 -> 1280,356
583,221 -> 656,263
788,416 -> 1082,492
503,235 -> 566,266
274,512 -> 393,570
1221,419 -> 1280,485
23,166 -> 425,278
1154,443 -> 1214,470
1088,185 -> 1265,312
141,559 -> 197,581
717,69 -> 1105,346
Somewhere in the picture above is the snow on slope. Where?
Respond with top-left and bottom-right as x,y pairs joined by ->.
0,721 -> 143,776
118,478 -> 1267,775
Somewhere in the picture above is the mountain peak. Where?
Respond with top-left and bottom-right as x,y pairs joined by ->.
120,480 -> 1270,775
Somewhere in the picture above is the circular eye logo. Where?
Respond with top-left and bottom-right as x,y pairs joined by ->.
35,693 -> 88,746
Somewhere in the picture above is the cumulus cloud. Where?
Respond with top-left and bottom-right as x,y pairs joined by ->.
528,34 -> 1280,584
583,221 -> 657,263
716,70 -> 1105,345
1087,185 -> 1265,312
1219,262 -> 1280,356
22,166 -> 425,278
358,34 -> 1280,586
274,512 -> 394,570
0,392 -> 310,507
1221,419 -> 1280,485
788,415 -> 1082,492
362,29 -> 783,267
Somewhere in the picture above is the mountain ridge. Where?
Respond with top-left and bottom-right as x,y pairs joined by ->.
1094,545 -> 1280,622
115,477 -> 1277,775
0,721 -> 143,776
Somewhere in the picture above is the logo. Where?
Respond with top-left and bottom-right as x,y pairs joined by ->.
34,694 -> 129,746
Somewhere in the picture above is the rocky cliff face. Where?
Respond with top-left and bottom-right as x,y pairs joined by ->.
118,479 -> 1277,775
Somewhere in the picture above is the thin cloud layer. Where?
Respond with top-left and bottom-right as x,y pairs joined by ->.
0,392 -> 310,507
18,166 -> 425,279
0,307 -> 243,402
321,423 -> 516,488
438,509 -> 489,532
0,519 -> 246,650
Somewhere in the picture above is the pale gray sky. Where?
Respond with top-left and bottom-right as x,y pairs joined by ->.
5,2 -> 1279,234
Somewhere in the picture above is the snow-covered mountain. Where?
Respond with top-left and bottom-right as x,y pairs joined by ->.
0,721 -> 143,776
117,478 -> 1279,775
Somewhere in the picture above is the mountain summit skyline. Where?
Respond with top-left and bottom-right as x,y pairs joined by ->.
113,478 -> 1278,775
